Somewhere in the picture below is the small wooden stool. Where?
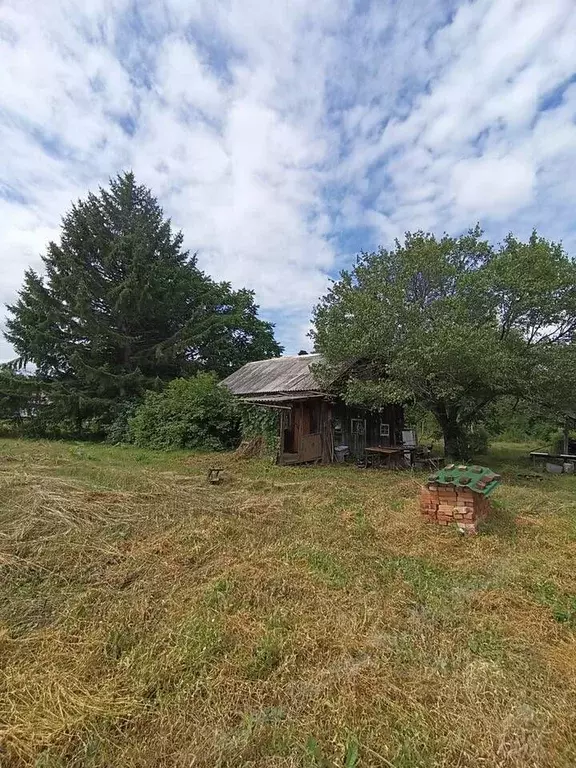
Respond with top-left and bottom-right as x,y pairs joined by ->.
207,467 -> 224,485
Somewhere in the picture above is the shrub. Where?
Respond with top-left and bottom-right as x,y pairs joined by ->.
127,374 -> 239,451
105,400 -> 141,444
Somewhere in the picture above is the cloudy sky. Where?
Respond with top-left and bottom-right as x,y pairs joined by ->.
1,0 -> 576,359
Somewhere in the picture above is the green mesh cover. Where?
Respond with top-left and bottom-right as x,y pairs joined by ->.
428,464 -> 501,496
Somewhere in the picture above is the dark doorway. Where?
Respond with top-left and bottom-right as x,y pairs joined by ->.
282,408 -> 295,453
350,418 -> 366,458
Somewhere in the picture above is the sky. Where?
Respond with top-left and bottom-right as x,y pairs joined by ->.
1,0 -> 576,360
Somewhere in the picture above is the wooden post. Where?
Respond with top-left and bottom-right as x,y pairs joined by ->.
564,417 -> 570,455
278,409 -> 284,465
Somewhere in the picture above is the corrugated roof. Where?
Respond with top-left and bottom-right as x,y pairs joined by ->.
241,393 -> 325,404
222,354 -> 325,396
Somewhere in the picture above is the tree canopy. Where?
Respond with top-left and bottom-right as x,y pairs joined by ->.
5,173 -> 281,434
312,227 -> 576,458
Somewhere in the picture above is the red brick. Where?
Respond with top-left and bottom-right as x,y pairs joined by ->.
420,481 -> 495,531
456,523 -> 478,535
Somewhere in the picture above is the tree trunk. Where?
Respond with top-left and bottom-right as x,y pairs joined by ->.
433,406 -> 468,460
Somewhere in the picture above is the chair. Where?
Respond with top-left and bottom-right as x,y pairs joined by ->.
414,444 -> 441,471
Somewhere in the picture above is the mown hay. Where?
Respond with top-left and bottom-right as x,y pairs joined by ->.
1,439 -> 576,767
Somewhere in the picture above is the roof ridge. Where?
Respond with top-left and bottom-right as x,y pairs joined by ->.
242,353 -> 320,364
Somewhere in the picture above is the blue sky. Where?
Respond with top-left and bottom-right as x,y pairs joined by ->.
1,0 -> 576,358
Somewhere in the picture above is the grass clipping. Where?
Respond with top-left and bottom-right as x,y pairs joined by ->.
0,440 -> 576,767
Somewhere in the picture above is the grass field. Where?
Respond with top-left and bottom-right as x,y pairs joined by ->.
1,439 -> 576,767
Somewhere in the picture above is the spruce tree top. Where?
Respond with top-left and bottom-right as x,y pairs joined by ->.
5,173 -> 281,427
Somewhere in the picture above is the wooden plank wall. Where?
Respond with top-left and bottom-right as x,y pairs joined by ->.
280,400 -> 325,464
334,402 -> 404,455
279,398 -> 403,464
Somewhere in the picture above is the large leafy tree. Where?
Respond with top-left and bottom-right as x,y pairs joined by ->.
312,227 -> 576,458
5,173 -> 281,433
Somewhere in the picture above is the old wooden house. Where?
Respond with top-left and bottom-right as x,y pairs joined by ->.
222,354 -> 405,465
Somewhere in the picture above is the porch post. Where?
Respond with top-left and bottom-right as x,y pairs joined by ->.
278,409 -> 284,464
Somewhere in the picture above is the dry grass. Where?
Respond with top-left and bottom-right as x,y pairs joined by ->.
1,439 -> 576,767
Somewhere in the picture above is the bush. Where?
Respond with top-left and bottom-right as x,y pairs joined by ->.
127,374 -> 239,451
105,400 -> 140,444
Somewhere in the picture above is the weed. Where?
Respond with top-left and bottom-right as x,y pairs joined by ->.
203,577 -> 235,609
352,505 -> 374,538
304,736 -> 360,768
467,629 -> 507,662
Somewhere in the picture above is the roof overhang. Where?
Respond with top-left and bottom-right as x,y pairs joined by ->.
240,391 -> 329,406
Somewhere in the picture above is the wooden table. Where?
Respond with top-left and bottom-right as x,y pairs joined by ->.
364,446 -> 410,469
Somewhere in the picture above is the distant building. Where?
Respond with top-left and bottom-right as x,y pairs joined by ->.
222,353 -> 405,465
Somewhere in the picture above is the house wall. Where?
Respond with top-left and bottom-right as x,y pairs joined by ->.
278,398 -> 404,464
279,399 -> 326,465
332,402 -> 404,459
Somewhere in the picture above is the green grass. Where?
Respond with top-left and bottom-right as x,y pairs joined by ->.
1,438 -> 576,766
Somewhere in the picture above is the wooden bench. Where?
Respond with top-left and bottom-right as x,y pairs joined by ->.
530,452 -> 576,473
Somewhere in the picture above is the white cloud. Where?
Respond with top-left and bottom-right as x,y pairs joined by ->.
155,36 -> 227,121
347,0 -> 576,240
451,155 -> 536,217
1,0 -> 576,359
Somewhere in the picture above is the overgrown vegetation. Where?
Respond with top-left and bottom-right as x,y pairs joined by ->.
127,374 -> 239,450
238,402 -> 280,454
2,175 -> 576,462
2,439 -> 576,767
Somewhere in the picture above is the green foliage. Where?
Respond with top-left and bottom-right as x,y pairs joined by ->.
304,736 -> 360,767
404,403 -> 441,442
295,547 -> 350,588
105,400 -> 140,444
127,373 -> 239,450
0,369 -> 75,439
532,581 -> 576,628
244,632 -> 284,679
466,424 -> 489,456
238,403 -> 280,454
0,369 -> 39,423
483,397 -> 561,443
313,228 -> 576,459
5,173 -> 281,436
550,429 -> 576,456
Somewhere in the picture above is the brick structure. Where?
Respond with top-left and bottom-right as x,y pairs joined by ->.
420,464 -> 500,534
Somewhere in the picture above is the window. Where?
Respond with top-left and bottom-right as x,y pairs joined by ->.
380,422 -> 390,438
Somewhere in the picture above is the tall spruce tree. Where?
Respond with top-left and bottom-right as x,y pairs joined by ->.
5,173 -> 281,433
